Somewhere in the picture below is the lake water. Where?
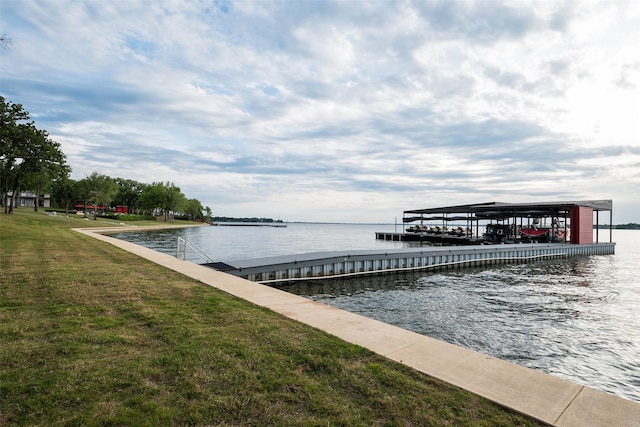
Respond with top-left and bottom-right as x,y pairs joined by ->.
112,224 -> 640,403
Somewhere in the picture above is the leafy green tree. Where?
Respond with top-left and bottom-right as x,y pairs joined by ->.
204,206 -> 212,223
75,177 -> 92,218
184,198 -> 204,221
139,181 -> 164,216
78,172 -> 118,220
21,134 -> 70,212
1,97 -> 31,213
113,178 -> 146,214
1,97 -> 69,213
162,182 -> 186,223
138,181 -> 186,222
50,176 -> 78,213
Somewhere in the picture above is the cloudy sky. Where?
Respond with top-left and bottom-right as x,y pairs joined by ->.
2,0 -> 639,223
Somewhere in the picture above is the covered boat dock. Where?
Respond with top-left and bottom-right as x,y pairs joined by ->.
200,199 -> 615,283
376,200 -> 614,245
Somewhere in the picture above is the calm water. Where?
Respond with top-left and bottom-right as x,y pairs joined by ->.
113,224 -> 640,403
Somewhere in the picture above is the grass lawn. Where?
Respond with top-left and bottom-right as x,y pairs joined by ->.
0,209 -> 545,426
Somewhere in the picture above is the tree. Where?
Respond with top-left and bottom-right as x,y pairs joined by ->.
113,178 -> 146,214
162,182 -> 186,223
50,176 -> 78,213
1,97 -> 31,212
1,97 -> 69,213
139,181 -> 165,216
21,132 -> 70,212
184,198 -> 204,221
138,181 -> 186,222
78,172 -> 117,220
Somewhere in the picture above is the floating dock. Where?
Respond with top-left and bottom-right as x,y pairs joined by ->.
204,242 -> 615,284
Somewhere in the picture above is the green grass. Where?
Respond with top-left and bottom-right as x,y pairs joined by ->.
0,209 -> 545,426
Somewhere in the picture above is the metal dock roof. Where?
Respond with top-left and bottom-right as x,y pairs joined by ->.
403,200 -> 612,220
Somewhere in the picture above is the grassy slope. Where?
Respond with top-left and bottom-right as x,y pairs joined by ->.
0,210 -> 544,426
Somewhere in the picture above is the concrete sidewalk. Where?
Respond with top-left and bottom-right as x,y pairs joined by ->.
76,227 -> 640,426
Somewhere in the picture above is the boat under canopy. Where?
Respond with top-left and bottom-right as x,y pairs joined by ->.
399,200 -> 613,245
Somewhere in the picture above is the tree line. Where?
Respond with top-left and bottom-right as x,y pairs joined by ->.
1,96 -> 210,221
51,174 -> 210,222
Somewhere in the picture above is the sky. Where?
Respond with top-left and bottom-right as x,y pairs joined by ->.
1,0 -> 639,223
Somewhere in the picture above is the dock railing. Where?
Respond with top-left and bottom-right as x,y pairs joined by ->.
176,237 -> 214,263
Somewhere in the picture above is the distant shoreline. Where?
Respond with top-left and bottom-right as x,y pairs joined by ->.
595,224 -> 639,230
210,222 -> 287,227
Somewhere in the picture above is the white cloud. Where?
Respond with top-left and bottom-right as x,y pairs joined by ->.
1,0 -> 639,223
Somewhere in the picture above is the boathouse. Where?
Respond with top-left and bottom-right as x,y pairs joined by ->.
376,199 -> 613,245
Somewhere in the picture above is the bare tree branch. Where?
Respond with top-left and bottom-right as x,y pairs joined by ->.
1,34 -> 13,50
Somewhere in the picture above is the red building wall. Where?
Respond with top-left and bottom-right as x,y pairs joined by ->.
570,206 -> 593,244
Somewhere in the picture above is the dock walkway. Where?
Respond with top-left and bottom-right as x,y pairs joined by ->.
75,227 -> 638,426
205,242 -> 615,283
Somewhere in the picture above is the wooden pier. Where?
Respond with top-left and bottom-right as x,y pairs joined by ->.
204,242 -> 615,284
